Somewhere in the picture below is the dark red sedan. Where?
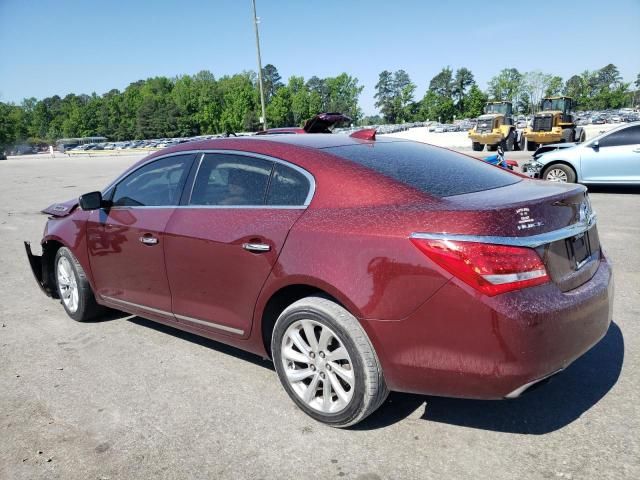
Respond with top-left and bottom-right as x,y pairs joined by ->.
25,133 -> 613,427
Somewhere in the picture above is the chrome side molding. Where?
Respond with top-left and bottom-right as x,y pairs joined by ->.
101,295 -> 244,335
411,213 -> 596,249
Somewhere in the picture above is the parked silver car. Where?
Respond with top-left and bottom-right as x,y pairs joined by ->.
524,122 -> 640,184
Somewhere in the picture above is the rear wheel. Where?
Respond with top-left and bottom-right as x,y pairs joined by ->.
487,144 -> 498,152
472,142 -> 484,152
561,128 -> 574,143
272,296 -> 388,428
55,247 -> 102,322
526,140 -> 537,151
543,163 -> 576,183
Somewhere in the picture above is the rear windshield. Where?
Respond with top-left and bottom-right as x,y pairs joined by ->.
325,141 -> 520,197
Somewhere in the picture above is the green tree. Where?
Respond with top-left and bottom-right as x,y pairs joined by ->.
324,73 -> 363,123
288,76 -> 311,126
262,64 -> 283,104
487,68 -> 523,106
218,73 -> 259,132
452,67 -> 475,113
545,75 -> 564,97
266,86 -> 293,127
394,70 -> 416,123
429,67 -> 453,97
462,84 -> 487,118
374,70 -> 396,123
419,90 -> 455,123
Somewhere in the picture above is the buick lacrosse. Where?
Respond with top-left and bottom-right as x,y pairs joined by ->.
26,132 -> 613,427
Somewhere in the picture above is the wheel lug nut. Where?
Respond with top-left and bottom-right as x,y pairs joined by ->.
309,352 -> 315,359
319,351 -> 325,358
326,365 -> 331,371
320,372 -> 325,379
310,365 -> 316,371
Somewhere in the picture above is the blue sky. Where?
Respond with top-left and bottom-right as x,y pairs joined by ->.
1,0 -> 639,115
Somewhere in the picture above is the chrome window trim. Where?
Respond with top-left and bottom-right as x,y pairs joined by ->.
411,213 -> 597,248
102,149 -> 316,209
107,205 -> 307,211
101,295 -> 244,335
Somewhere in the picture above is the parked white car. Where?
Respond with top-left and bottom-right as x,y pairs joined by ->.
523,122 -> 640,184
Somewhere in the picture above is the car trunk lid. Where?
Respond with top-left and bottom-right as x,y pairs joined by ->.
412,179 -> 600,292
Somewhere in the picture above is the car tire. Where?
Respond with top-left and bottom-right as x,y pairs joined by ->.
526,140 -> 537,151
271,296 -> 388,428
504,131 -> 515,151
487,144 -> 498,152
542,163 -> 576,183
472,142 -> 484,152
55,247 -> 102,322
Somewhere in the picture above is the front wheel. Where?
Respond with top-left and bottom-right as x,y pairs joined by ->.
271,297 -> 388,428
543,163 -> 576,183
55,247 -> 102,321
504,132 -> 515,151
472,142 -> 484,151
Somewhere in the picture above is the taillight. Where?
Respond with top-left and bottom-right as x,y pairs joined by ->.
410,238 -> 549,296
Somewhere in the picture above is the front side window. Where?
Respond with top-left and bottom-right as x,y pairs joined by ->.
190,154 -> 273,206
599,126 -> 640,148
111,154 -> 192,207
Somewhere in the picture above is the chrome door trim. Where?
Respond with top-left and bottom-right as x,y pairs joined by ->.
411,213 -> 597,249
102,295 -> 173,317
174,313 -> 244,335
101,295 -> 245,335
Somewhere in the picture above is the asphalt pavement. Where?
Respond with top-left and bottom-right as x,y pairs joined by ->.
1,152 -> 638,479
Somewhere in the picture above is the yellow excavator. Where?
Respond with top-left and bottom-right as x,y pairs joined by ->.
468,101 -> 524,152
523,96 -> 586,151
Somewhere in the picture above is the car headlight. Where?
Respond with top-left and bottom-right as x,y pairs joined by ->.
524,160 -> 544,173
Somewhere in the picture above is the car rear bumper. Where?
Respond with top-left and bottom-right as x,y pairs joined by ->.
363,257 -> 613,399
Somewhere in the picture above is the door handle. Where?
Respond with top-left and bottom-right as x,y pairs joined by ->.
139,236 -> 159,245
633,147 -> 640,153
242,242 -> 271,253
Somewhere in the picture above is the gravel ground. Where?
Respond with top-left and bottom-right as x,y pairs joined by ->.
1,151 -> 638,480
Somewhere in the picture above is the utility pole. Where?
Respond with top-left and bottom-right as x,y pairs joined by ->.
252,0 -> 267,130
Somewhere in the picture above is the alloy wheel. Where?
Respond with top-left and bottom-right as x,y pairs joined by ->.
280,319 -> 355,414
546,168 -> 568,183
57,256 -> 79,313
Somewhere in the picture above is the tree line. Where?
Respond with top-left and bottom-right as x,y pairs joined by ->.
1,63 -> 638,150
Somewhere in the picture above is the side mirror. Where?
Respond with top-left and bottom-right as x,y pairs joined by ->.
591,140 -> 599,151
79,191 -> 104,210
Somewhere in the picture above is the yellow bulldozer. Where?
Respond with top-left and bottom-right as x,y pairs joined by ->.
523,96 -> 586,151
468,101 -> 524,152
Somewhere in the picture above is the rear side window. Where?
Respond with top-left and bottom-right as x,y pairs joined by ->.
266,164 -> 311,206
599,125 -> 640,148
325,141 -> 520,197
190,153 -> 273,206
